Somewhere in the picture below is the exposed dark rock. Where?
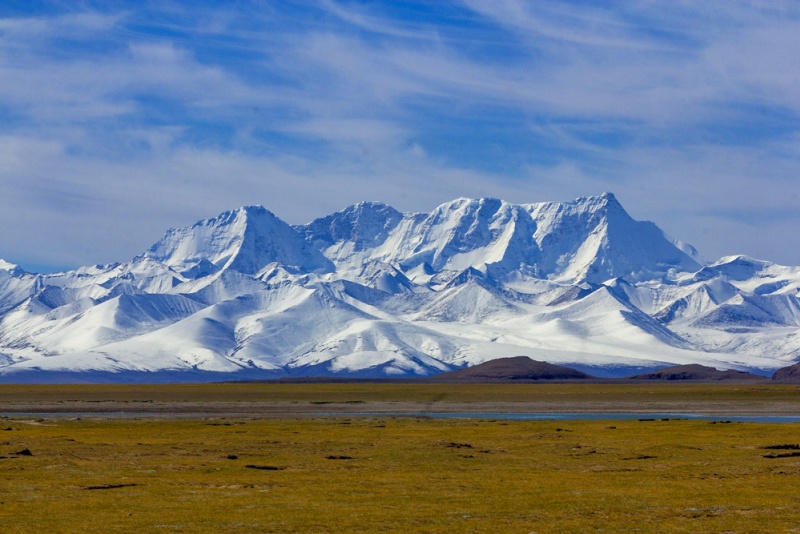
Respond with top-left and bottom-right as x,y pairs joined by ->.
627,364 -> 765,381
772,362 -> 800,382
245,464 -> 285,470
430,356 -> 593,381
763,452 -> 800,459
440,442 -> 473,449
85,484 -> 138,490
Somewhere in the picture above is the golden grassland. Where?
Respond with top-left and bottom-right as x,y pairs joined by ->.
1,416 -> 800,532
0,383 -> 799,532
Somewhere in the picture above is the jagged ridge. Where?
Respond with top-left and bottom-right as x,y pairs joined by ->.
0,193 -> 798,382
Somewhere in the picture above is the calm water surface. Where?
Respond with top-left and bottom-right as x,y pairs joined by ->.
323,412 -> 800,423
4,412 -> 800,423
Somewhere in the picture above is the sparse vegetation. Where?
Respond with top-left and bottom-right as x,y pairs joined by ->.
0,413 -> 800,532
1,383 -> 800,532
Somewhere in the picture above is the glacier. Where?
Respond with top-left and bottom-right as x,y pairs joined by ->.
0,193 -> 798,382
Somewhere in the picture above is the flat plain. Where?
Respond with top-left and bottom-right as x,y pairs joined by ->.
1,382 -> 799,532
1,381 -> 800,416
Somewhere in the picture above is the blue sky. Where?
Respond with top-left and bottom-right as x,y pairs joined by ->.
1,1 -> 799,272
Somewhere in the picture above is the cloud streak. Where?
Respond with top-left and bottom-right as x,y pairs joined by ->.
0,1 -> 799,271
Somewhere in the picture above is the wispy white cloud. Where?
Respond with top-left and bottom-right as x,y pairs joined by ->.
0,130 -> 523,271
0,1 -> 799,270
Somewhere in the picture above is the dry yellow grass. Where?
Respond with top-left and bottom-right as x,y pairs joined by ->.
1,415 -> 800,532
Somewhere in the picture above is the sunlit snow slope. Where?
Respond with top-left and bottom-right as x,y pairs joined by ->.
0,194 -> 797,382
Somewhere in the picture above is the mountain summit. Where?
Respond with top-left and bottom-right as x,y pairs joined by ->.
298,193 -> 700,284
145,205 -> 333,277
0,194 -> 797,382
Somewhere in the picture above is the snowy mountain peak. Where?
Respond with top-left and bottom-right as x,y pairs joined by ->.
712,254 -> 767,267
297,201 -> 405,252
0,260 -> 26,279
144,205 -> 333,277
688,255 -> 800,295
523,193 -> 701,282
0,259 -> 20,272
577,191 -> 620,209
436,196 -> 504,211
298,193 -> 702,284
1,193 -> 797,382
411,197 -> 539,275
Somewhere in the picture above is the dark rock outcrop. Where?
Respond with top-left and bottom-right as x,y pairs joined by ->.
628,364 -> 765,381
431,356 -> 593,381
771,362 -> 800,382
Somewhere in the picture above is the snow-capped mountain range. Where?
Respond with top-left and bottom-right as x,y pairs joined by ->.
1,193 -> 799,382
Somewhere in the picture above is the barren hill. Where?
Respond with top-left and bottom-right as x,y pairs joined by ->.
628,364 -> 765,381
771,362 -> 800,382
431,356 -> 593,381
